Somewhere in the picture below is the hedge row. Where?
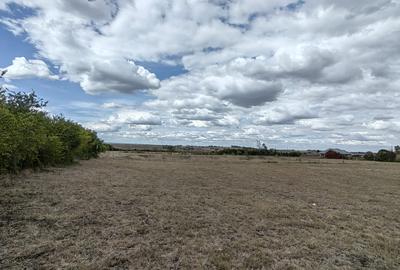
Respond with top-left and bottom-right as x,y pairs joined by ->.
0,89 -> 106,173
364,150 -> 397,162
216,148 -> 302,157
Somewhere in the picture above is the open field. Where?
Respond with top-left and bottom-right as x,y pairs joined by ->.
1,152 -> 400,269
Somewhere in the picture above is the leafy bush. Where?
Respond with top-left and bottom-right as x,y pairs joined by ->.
216,147 -> 301,157
363,151 -> 375,161
375,149 -> 396,162
0,89 -> 106,173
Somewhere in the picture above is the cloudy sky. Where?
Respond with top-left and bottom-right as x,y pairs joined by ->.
1,0 -> 399,150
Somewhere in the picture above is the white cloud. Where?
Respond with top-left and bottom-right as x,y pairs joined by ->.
0,18 -> 24,35
153,59 -> 284,109
0,1 -> 159,93
86,122 -> 121,133
363,120 -> 400,132
2,57 -> 59,80
108,110 -> 162,126
2,0 -> 400,149
101,102 -> 123,109
254,106 -> 316,125
78,59 -> 160,94
228,0 -> 295,24
206,75 -> 282,107
0,83 -> 17,90
86,109 -> 162,133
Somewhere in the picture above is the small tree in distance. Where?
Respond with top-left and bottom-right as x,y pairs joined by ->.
364,151 -> 375,161
395,145 -> 400,153
375,149 -> 396,162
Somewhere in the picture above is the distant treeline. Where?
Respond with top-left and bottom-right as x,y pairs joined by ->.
0,89 -> 106,173
109,144 -> 302,157
110,144 -> 400,162
215,148 -> 302,157
364,150 -> 398,162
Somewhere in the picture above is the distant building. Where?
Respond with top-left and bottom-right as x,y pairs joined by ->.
324,149 -> 351,159
350,152 -> 365,159
301,150 -> 321,157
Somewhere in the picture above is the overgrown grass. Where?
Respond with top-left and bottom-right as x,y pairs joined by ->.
1,153 -> 399,269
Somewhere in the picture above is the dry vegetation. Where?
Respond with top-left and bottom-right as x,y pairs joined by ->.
1,152 -> 400,269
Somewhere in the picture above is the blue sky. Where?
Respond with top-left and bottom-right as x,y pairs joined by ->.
1,0 -> 400,151
0,13 -> 185,131
0,16 -> 182,119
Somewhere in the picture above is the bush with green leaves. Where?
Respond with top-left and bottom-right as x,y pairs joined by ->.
0,89 -> 106,173
375,149 -> 396,162
216,147 -> 301,157
363,151 -> 375,161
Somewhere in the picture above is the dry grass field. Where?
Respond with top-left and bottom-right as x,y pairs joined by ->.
1,152 -> 400,269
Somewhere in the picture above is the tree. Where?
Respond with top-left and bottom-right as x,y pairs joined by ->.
0,90 -> 105,173
364,151 -> 375,161
262,143 -> 267,150
375,149 -> 396,162
256,139 -> 261,149
5,91 -> 48,113
395,145 -> 400,153
0,87 -> 6,104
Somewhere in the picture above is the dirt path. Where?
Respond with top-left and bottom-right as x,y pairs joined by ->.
1,152 -> 400,269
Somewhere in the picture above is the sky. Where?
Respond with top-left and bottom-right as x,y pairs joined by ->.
0,0 -> 399,151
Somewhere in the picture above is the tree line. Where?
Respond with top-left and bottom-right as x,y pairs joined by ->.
0,89 -> 106,173
364,149 -> 398,162
216,147 -> 302,157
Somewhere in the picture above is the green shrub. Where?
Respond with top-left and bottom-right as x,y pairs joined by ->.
0,89 -> 106,173
0,106 -> 19,172
364,151 -> 375,161
375,150 -> 396,162
216,147 -> 301,157
38,135 -> 65,166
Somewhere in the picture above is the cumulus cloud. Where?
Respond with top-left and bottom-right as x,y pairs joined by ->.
0,83 -> 17,90
86,122 -> 121,133
0,1 -> 159,94
153,60 -> 284,109
101,102 -> 124,109
78,60 -> 160,94
228,0 -> 295,24
108,110 -> 162,126
206,75 -> 282,107
363,120 -> 400,132
87,110 -> 162,133
254,106 -> 316,125
2,57 -> 59,80
1,0 -> 400,149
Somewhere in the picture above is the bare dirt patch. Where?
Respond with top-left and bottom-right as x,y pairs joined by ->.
1,152 -> 400,269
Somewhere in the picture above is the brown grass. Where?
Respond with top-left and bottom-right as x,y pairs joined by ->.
1,152 -> 400,269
